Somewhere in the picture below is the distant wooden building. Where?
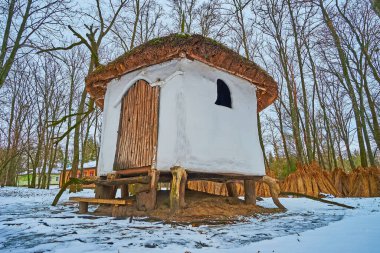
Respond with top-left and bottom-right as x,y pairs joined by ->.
59,167 -> 97,188
82,34 -> 279,213
17,172 -> 60,187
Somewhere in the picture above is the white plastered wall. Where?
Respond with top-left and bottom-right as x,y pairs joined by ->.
98,58 -> 265,176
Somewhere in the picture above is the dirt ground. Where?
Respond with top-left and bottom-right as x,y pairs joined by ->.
95,190 -> 282,225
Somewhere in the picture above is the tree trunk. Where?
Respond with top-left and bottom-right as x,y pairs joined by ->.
319,0 -> 368,167
70,88 -> 87,193
130,0 -> 140,50
287,0 -> 313,163
274,102 -> 291,170
335,1 -> 380,150
257,114 -> 269,168
306,42 -> 336,169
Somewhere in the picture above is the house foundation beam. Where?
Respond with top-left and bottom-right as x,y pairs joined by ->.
95,176 -> 151,186
226,181 -> 240,197
170,166 -> 187,211
121,184 -> 129,199
95,185 -> 116,199
136,169 -> 160,211
244,179 -> 256,205
262,176 -> 286,210
79,202 -> 88,214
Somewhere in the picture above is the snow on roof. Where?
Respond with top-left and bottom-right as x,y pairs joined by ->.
18,167 -> 61,175
17,161 -> 97,175
82,160 -> 97,168
64,160 -> 97,171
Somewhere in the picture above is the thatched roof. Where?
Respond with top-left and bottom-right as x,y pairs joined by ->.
85,34 -> 278,112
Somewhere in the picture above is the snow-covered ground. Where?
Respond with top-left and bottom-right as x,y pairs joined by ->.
0,187 -> 379,253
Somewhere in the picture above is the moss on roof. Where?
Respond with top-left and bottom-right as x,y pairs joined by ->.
86,33 -> 278,112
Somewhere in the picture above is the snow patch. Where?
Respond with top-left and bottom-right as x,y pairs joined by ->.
0,187 -> 379,252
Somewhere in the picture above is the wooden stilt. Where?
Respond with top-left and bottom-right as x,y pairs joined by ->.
136,169 -> 159,211
244,179 -> 256,205
179,170 -> 187,208
226,181 -> 239,197
112,205 -> 120,217
95,173 -> 117,199
95,185 -> 116,199
262,176 -> 286,210
170,166 -> 187,211
78,202 -> 88,214
121,184 -> 129,199
135,184 -> 151,194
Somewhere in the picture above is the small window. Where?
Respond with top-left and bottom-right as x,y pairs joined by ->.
215,79 -> 232,108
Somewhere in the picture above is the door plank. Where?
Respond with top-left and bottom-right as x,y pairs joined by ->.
114,80 -> 159,170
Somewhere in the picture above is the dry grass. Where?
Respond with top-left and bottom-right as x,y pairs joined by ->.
186,163 -> 380,198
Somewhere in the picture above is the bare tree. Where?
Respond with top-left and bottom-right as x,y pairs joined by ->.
0,0 -> 72,89
39,0 -> 128,192
168,0 -> 199,33
196,0 -> 228,40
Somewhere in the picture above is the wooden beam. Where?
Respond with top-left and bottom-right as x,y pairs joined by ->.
95,185 -> 116,199
226,182 -> 239,197
134,183 -> 151,194
95,176 -> 151,186
136,169 -> 160,211
121,184 -> 129,199
115,167 -> 150,176
170,166 -> 187,211
179,169 -> 187,208
244,179 -> 256,205
155,172 -> 263,183
280,192 -> 354,209
187,173 -> 262,181
79,202 -> 88,214
262,176 -> 286,210
69,197 -> 133,205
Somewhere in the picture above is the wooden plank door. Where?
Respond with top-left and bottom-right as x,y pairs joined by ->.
114,80 -> 159,170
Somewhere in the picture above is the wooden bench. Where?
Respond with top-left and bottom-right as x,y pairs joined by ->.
69,197 -> 134,214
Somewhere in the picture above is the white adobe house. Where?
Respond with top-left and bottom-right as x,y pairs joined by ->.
84,34 -> 279,211
86,34 -> 277,178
